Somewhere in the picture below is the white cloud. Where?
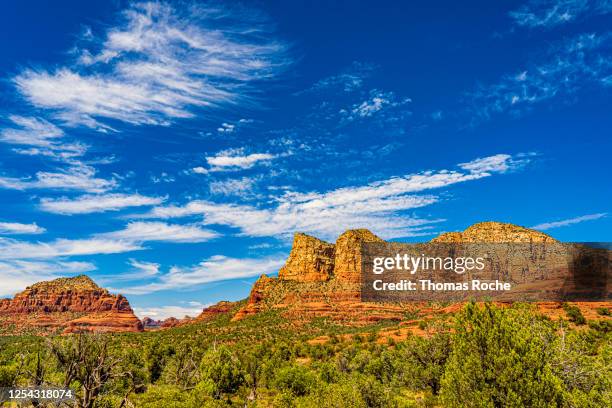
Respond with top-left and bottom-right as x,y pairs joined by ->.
531,213 -> 607,230
144,153 -> 528,240
205,149 -> 278,171
1,116 -> 63,146
150,172 -> 174,184
0,260 -> 96,297
209,177 -> 258,196
0,237 -> 141,260
128,259 -> 161,277
297,61 -> 376,94
0,164 -> 116,193
344,90 -> 411,121
13,2 -> 289,130
119,255 -> 285,294
0,222 -> 46,235
458,153 -> 533,174
352,93 -> 391,117
133,302 -> 209,320
98,221 -> 218,243
40,193 -> 164,214
510,0 -> 612,29
98,259 -> 161,283
469,33 -> 612,121
0,219 -> 219,268
191,166 -> 209,175
217,123 -> 235,133
0,115 -> 86,162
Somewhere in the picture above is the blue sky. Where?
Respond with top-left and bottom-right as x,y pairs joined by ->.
0,0 -> 610,319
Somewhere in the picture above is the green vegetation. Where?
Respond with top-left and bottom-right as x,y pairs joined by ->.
596,307 -> 611,317
0,303 -> 610,407
563,302 -> 587,325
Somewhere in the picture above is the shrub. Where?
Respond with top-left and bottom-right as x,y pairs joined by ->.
588,320 -> 611,333
563,303 -> 586,325
199,345 -> 244,399
274,365 -> 317,397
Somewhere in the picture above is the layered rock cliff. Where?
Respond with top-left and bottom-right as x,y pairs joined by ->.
233,222 -> 572,323
276,229 -> 384,283
334,229 -> 385,283
278,233 -> 335,282
0,275 -> 143,334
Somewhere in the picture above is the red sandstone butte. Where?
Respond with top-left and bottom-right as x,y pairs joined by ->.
0,275 -> 143,334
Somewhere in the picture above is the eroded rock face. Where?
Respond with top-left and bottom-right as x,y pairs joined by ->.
195,301 -> 234,322
432,222 -> 556,243
278,233 -> 335,282
63,311 -> 144,334
333,229 -> 385,283
232,223 -> 565,323
232,275 -> 275,321
0,275 -> 143,334
276,229 -> 383,284
160,317 -> 181,328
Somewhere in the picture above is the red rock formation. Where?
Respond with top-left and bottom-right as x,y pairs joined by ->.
275,229 -> 383,284
278,233 -> 335,282
160,317 -> 181,328
232,275 -> 276,321
0,275 -> 143,334
233,229 -> 386,323
333,229 -> 384,283
195,301 -> 234,322
232,223 -> 584,323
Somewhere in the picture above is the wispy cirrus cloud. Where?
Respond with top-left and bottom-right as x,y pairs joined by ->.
97,259 -> 161,284
468,32 -> 612,122
0,221 -> 217,264
0,221 -> 46,235
40,193 -> 165,214
531,212 -> 607,230
13,1 -> 289,131
98,221 -> 218,243
510,0 -> 612,29
344,90 -> 411,120
118,255 -> 285,294
143,153 -> 531,240
458,153 -> 535,174
0,115 -> 86,163
125,259 -> 161,279
296,61 -> 377,95
0,237 -> 142,260
0,164 -> 116,193
209,176 -> 260,197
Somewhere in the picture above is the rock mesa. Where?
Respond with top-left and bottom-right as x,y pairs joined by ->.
233,222 -> 565,322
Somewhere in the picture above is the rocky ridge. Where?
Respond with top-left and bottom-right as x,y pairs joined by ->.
432,221 -> 557,243
232,222 -> 581,323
